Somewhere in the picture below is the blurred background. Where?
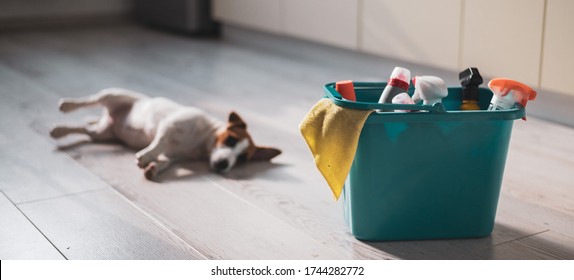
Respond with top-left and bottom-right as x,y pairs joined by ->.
0,0 -> 572,126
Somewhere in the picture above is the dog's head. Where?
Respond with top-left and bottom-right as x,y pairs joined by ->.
210,112 -> 281,173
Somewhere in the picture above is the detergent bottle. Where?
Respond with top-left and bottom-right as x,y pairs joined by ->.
459,67 -> 483,110
378,67 -> 411,112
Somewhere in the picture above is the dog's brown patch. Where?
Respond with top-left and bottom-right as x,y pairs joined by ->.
214,112 -> 281,162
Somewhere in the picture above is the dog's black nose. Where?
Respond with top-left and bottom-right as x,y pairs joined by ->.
213,159 -> 229,173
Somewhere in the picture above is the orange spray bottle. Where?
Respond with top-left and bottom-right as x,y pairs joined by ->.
487,78 -> 537,120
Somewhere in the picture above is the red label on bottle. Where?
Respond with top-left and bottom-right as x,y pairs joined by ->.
388,78 -> 410,91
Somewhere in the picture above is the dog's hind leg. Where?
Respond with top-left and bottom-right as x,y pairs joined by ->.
50,113 -> 115,141
58,88 -> 146,113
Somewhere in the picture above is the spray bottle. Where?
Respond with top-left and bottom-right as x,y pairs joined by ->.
391,92 -> 415,112
487,78 -> 537,120
377,67 -> 411,112
411,76 -> 448,106
335,80 -> 357,101
459,67 -> 483,110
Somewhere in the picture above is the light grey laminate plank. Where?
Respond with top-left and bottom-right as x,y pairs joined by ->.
0,108 -> 109,204
0,64 -> 110,204
478,231 -> 574,260
0,192 -> 64,260
17,188 -> 205,260
496,193 -> 574,240
63,143 -> 343,259
503,118 -> 574,217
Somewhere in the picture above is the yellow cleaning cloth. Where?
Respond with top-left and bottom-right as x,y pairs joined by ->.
299,99 -> 372,200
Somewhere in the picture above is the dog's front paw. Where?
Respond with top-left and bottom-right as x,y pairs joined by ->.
144,162 -> 158,180
135,152 -> 151,168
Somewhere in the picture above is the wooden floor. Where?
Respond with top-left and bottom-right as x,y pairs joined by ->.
1,23 -> 573,260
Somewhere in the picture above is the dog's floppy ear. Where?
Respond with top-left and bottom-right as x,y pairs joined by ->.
228,111 -> 246,129
251,146 -> 281,161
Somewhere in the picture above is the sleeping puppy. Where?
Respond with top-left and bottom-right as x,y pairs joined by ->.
50,88 -> 281,180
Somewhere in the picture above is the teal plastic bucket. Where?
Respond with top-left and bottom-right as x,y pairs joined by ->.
324,82 -> 524,241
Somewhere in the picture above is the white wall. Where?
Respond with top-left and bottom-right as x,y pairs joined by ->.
540,0 -> 574,95
283,0 -> 358,50
212,0 -> 358,50
360,0 -> 461,70
212,0 -> 282,34
213,0 -> 574,97
460,0 -> 545,88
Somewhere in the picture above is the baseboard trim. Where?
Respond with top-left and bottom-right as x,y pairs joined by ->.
526,89 -> 574,128
0,13 -> 132,31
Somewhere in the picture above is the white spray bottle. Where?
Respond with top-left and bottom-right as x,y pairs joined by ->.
411,76 -> 448,106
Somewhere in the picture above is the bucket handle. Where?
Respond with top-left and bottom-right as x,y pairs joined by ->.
324,82 -> 446,113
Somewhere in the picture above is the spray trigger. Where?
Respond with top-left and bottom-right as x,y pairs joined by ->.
487,78 -> 537,121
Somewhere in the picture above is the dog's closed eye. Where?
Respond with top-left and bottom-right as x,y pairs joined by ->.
224,135 -> 238,147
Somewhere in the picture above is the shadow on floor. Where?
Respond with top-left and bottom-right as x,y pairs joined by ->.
360,223 -> 548,260
56,138 -> 289,183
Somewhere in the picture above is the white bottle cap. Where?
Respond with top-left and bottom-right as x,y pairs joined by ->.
390,67 -> 411,82
412,76 -> 448,105
391,92 -> 414,112
388,67 -> 411,91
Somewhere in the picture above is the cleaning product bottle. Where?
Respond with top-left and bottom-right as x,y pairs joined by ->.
391,92 -> 414,112
411,76 -> 448,105
487,78 -> 537,120
378,67 -> 411,112
459,67 -> 483,110
335,80 -> 357,101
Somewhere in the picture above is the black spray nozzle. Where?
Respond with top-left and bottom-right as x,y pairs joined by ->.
459,67 -> 483,87
459,67 -> 483,101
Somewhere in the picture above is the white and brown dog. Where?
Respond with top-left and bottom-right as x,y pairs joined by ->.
50,88 -> 281,180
